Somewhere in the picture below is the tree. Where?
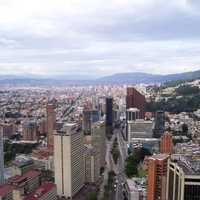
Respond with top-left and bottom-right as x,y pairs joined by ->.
176,85 -> 200,96
125,148 -> 152,178
87,192 -> 97,200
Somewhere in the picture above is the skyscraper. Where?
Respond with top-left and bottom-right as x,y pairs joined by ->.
84,144 -> 100,184
126,87 -> 145,119
147,154 -> 169,200
91,121 -> 106,168
47,104 -> 56,148
167,156 -> 200,200
153,110 -> 165,138
106,97 -> 113,127
82,109 -> 100,135
0,126 -> 4,184
54,123 -> 84,198
22,120 -> 38,141
160,132 -> 173,154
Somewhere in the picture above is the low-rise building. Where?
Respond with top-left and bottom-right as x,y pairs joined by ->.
125,178 -> 146,200
0,185 -> 14,200
11,155 -> 34,176
24,182 -> 57,200
8,170 -> 41,199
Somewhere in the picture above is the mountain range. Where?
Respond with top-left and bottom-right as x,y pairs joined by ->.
0,69 -> 200,85
97,70 -> 200,84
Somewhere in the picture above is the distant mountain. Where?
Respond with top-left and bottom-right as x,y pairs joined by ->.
0,69 -> 200,85
97,70 -> 200,84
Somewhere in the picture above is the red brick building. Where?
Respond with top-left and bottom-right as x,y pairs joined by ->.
126,87 -> 145,119
160,132 -> 173,154
46,104 -> 56,148
147,154 -> 169,200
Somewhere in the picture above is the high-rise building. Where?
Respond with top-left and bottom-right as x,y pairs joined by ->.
106,97 -> 113,136
84,144 -> 100,184
160,132 -> 173,154
1,122 -> 16,139
153,111 -> 165,138
47,104 -> 56,148
167,156 -> 200,200
22,120 -> 38,141
54,123 -> 84,198
91,121 -> 106,168
126,87 -> 145,119
147,154 -> 169,200
82,110 -> 100,135
0,126 -> 4,184
106,97 -> 113,127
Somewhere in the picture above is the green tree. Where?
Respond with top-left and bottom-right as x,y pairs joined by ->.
125,148 -> 151,178
87,192 -> 97,200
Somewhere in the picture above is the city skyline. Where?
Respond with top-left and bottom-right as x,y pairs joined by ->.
0,0 -> 200,77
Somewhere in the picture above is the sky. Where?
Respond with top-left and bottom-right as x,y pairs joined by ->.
0,0 -> 200,77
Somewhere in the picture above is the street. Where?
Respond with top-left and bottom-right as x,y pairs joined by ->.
114,128 -> 127,200
98,127 -> 128,200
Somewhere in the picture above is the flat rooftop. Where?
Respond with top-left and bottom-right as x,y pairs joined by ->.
149,154 -> 169,161
174,156 -> 200,175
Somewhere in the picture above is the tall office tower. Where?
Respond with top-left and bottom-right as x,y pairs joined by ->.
0,126 -> 4,184
153,110 -> 165,138
47,104 -> 56,148
54,123 -> 84,198
167,156 -> 200,200
147,154 -> 169,200
106,97 -> 113,135
84,144 -> 100,184
160,132 -> 173,154
91,121 -> 106,168
126,87 -> 145,119
106,97 -> 113,127
92,96 -> 99,110
22,120 -> 38,141
82,110 -> 100,135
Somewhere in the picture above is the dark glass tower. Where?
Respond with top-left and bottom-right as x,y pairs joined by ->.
153,110 -> 165,138
106,97 -> 113,127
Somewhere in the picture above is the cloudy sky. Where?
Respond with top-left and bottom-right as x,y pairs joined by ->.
0,0 -> 200,77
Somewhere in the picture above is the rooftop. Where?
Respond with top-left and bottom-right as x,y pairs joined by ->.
172,155 -> 200,175
12,155 -> 34,168
56,122 -> 82,136
127,108 -> 140,112
24,182 -> 56,200
0,184 -> 14,197
149,154 -> 169,161
8,170 -> 40,185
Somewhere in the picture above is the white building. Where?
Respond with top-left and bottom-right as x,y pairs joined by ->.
54,123 -> 85,199
127,119 -> 153,143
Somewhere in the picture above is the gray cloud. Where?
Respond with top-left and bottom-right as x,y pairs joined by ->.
0,0 -> 200,76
